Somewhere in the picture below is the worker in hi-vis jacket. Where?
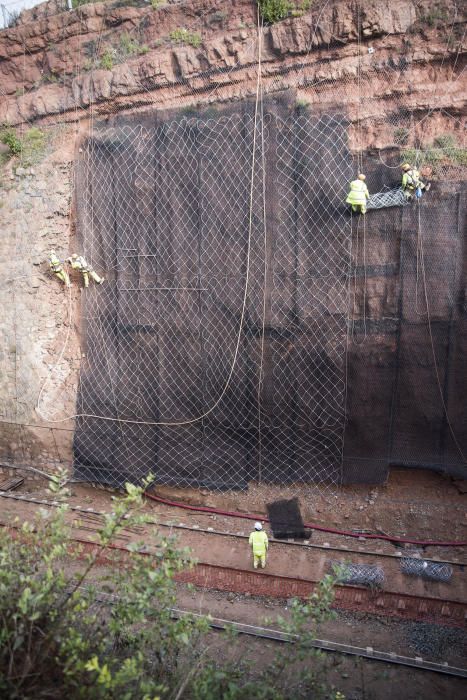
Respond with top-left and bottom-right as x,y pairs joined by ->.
249,522 -> 269,569
67,254 -> 104,288
401,163 -> 430,200
49,251 -> 71,287
346,173 -> 370,214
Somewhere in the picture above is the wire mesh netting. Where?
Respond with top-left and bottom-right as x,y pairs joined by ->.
1,1 -> 466,491
401,558 -> 453,583
328,561 -> 385,587
71,108 -> 353,489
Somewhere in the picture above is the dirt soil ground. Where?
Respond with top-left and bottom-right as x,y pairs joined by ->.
176,584 -> 467,700
16,467 -> 467,561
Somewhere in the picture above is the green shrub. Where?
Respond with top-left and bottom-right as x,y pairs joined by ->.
119,33 -> 149,56
296,98 -> 310,109
394,127 -> 409,145
100,48 -> 115,70
258,0 -> 293,23
169,27 -> 202,48
433,133 -> 457,150
0,472 -> 343,699
0,127 -> 22,156
402,137 -> 467,175
0,474 -> 206,699
420,7 -> 448,28
21,127 -> 46,165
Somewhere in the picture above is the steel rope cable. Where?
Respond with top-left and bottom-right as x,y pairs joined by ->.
351,4 -> 368,346
373,2 -> 465,173
36,5 -> 88,422
396,3 -> 464,170
417,3 -> 460,132
361,210 -> 367,341
350,213 -> 360,342
35,6 -> 107,424
256,7 -> 267,485
36,7 -> 110,422
13,14 -> 83,426
416,203 -> 467,467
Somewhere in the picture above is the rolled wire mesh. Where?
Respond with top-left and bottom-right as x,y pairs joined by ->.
328,560 -> 385,587
367,188 -> 408,211
401,558 -> 453,583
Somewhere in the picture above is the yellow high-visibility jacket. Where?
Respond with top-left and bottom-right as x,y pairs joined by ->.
49,255 -> 63,272
69,256 -> 89,272
249,530 -> 268,556
402,169 -> 420,190
346,179 -> 370,206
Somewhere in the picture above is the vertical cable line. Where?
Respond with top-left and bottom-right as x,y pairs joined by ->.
256,8 -> 267,484
416,204 -> 466,466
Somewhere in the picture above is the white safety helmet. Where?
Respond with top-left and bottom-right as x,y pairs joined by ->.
254,522 -> 262,531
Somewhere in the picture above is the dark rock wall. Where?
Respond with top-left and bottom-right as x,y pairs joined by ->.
73,98 -> 466,487
344,170 -> 466,482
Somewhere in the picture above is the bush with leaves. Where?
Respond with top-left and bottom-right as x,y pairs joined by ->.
0,473 -> 207,699
257,0 -> 292,23
257,0 -> 313,24
169,28 -> 202,48
0,471 -> 343,699
402,135 -> 467,176
0,127 -> 22,156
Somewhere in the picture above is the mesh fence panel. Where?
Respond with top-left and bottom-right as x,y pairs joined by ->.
71,108 -> 353,489
2,1 -> 466,489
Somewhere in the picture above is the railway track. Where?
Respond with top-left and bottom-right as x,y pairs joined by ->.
1,490 -> 466,629
172,610 -> 467,679
83,588 -> 467,679
1,490 -> 465,565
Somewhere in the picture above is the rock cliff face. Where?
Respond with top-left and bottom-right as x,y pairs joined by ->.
0,0 -> 465,140
0,0 -> 465,485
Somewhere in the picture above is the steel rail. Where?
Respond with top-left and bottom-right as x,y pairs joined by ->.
78,587 -> 467,679
1,513 -> 465,629
0,490 -> 465,568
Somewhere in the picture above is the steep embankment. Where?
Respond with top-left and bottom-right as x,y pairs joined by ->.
0,0 -> 465,485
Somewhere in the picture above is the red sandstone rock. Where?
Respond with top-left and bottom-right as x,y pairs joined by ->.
0,0 -> 464,130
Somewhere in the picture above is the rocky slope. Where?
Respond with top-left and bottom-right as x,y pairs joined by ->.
0,0 -> 465,149
0,0 -> 465,484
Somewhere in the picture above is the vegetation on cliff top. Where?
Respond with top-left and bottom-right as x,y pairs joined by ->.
403,134 -> 467,174
0,126 -> 47,167
258,0 -> 313,24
